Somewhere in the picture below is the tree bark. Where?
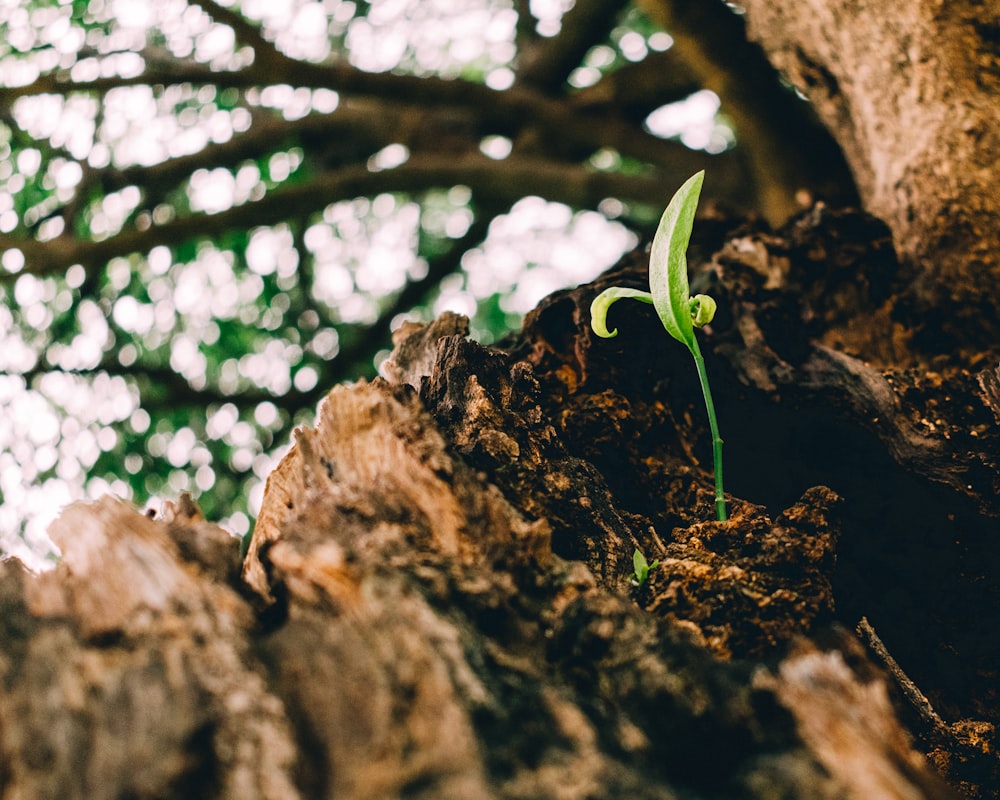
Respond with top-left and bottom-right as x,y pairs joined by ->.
735,0 -> 1000,349
3,2 -> 1000,797
4,203 -> 999,796
0,383 -> 961,799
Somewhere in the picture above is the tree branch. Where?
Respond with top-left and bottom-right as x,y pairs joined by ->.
518,0 -> 632,93
2,150 -> 737,280
16,357 -> 327,414
184,0 -> 280,62
569,48 -> 701,120
12,200 -> 500,416
637,0 -> 856,222
2,50 -> 731,178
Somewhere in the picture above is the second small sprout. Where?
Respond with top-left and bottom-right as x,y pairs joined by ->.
632,548 -> 659,587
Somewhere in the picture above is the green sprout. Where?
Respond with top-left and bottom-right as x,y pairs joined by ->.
632,548 -> 660,587
591,170 -> 727,521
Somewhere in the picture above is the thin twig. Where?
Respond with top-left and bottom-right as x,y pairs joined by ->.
856,616 -> 951,739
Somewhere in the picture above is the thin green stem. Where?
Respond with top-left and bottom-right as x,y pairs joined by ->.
689,336 -> 726,521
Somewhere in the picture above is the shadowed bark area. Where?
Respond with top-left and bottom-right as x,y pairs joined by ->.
3,198 -> 998,797
504,204 -> 1000,796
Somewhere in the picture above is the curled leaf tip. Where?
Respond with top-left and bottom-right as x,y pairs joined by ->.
590,286 -> 654,339
690,294 -> 717,327
590,297 -> 619,339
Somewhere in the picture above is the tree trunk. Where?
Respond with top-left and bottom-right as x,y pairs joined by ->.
736,0 -> 1000,351
4,205 -> 999,796
3,2 -> 999,798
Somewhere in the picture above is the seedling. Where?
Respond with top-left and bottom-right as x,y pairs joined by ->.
631,548 -> 659,587
590,170 -> 727,521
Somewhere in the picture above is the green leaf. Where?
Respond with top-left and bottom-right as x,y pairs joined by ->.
589,287 -> 653,338
633,547 -> 648,576
632,547 -> 653,585
648,170 -> 705,349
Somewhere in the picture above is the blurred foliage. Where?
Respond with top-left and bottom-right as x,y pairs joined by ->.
0,0 -> 766,564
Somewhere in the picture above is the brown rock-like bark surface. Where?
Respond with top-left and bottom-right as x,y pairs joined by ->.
0,376 -> 954,800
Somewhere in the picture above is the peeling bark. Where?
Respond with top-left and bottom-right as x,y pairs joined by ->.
1,498 -> 299,800
0,382 -> 958,800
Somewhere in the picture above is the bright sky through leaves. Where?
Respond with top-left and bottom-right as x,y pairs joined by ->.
0,0 -> 729,569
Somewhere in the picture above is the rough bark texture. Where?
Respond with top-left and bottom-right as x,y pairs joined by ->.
3,202 -> 999,798
736,0 -> 1000,350
0,498 -> 300,799
3,1 -> 1000,797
